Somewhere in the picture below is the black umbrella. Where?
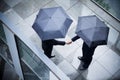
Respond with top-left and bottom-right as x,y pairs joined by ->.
32,7 -> 73,40
76,15 -> 109,47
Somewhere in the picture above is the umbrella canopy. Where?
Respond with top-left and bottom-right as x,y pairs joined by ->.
32,7 -> 73,40
76,15 -> 109,47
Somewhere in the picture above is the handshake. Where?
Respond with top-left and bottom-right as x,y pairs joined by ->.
65,39 -> 73,45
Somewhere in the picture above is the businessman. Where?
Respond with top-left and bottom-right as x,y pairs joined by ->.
68,35 -> 97,70
42,39 -> 66,58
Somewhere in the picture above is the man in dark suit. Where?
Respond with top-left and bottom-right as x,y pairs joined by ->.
68,35 -> 97,70
42,39 -> 66,58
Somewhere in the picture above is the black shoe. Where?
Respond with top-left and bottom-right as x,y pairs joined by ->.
79,66 -> 88,70
78,56 -> 84,61
79,61 -> 88,70
49,55 -> 55,58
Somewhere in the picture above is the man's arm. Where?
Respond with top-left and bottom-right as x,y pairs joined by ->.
72,35 -> 80,42
52,39 -> 65,45
66,35 -> 80,45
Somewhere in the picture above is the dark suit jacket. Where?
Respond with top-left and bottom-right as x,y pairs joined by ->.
72,35 -> 80,42
42,39 -> 65,57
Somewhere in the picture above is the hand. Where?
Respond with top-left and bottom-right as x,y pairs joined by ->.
66,40 -> 72,45
66,41 -> 72,44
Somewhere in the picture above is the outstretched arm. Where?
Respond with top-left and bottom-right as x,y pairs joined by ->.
72,35 -> 80,42
52,39 -> 65,45
66,35 -> 80,45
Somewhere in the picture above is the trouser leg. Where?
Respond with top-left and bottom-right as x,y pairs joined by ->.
82,42 -> 96,68
82,42 -> 88,59
42,44 -> 53,58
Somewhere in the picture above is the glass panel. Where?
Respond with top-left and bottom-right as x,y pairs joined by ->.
15,36 -> 59,80
0,21 -> 6,43
0,22 -> 13,65
0,39 -> 13,65
20,60 -> 40,80
92,0 -> 120,21
0,56 -> 19,80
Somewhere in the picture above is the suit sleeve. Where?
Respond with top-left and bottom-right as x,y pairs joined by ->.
52,39 -> 65,45
72,35 -> 80,42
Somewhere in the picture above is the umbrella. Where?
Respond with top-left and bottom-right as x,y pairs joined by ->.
32,7 -> 73,40
76,15 -> 109,47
